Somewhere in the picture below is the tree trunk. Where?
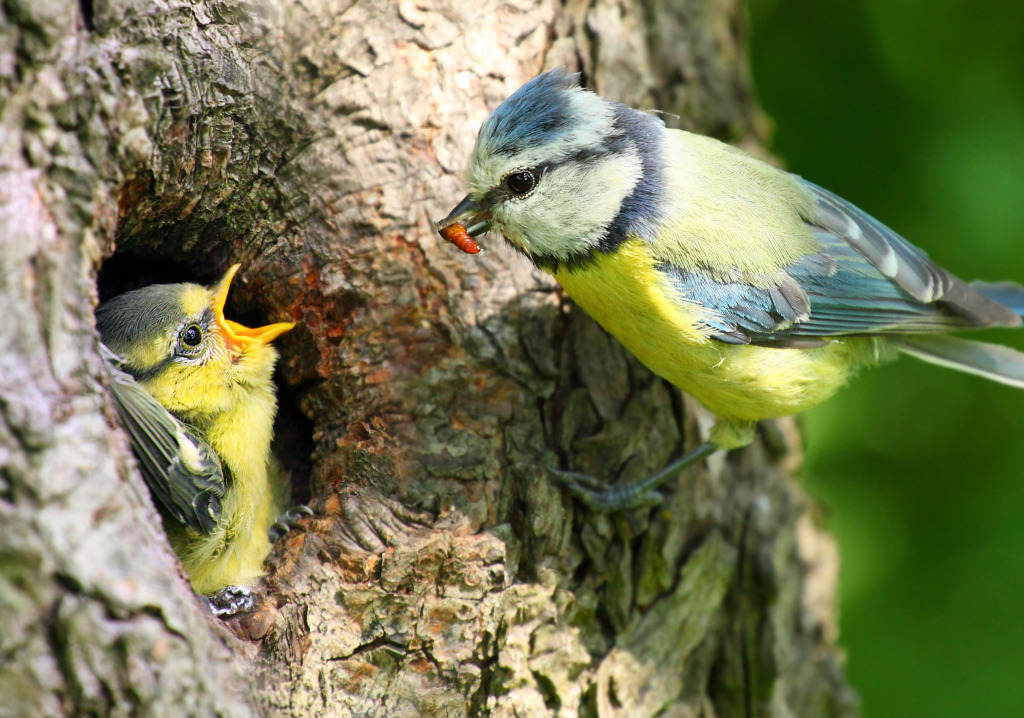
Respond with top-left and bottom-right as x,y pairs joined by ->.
0,0 -> 859,716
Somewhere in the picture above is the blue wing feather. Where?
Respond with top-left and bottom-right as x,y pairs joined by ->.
658,179 -> 1023,346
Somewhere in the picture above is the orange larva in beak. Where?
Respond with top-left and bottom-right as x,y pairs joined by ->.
438,222 -> 481,254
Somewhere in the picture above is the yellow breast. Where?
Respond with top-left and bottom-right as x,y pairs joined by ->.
552,239 -> 886,424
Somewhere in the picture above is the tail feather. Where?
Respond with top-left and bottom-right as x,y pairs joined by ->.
972,280 -> 1024,319
897,335 -> 1024,389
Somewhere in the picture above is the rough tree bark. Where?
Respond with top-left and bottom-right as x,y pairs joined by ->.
0,0 -> 859,716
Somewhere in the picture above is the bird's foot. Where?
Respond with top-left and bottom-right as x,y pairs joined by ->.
551,441 -> 718,512
268,504 -> 315,542
550,468 -> 665,510
206,585 -> 256,617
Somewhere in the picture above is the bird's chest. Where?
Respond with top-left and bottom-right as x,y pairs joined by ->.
552,240 -> 721,381
552,241 -> 873,422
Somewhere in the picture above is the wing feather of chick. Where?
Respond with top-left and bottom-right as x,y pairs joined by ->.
101,345 -> 225,534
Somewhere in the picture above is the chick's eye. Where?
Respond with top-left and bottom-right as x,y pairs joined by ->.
181,325 -> 203,347
505,170 -> 536,196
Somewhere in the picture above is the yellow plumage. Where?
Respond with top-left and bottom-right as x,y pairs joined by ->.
554,239 -> 890,448
98,266 -> 293,594
652,132 -> 820,280
438,68 -> 1024,509
550,131 -> 892,446
157,333 -> 284,594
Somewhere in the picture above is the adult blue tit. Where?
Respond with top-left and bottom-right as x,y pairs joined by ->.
438,69 -> 1024,510
97,264 -> 295,594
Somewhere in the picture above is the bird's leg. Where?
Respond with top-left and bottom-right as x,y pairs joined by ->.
551,441 -> 718,511
268,504 -> 315,542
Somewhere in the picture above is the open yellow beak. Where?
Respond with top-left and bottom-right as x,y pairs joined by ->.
212,264 -> 295,353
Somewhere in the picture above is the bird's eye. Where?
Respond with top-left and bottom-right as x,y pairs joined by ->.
505,170 -> 536,196
181,325 -> 203,347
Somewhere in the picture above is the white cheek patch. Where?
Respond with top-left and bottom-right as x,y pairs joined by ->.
497,150 -> 643,259
463,82 -> 656,262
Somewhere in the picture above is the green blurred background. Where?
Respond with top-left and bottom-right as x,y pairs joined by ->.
747,0 -> 1024,715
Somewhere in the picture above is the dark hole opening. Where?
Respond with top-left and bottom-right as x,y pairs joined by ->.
97,251 -> 206,301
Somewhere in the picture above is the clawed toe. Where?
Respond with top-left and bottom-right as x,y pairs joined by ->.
549,468 -> 610,492
207,585 -> 256,617
268,504 -> 314,542
549,442 -> 717,512
551,468 -> 665,511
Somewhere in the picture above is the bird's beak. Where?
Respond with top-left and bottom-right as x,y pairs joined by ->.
438,195 -> 493,237
212,264 -> 295,354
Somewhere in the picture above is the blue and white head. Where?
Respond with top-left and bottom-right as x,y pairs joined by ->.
439,69 -> 665,270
